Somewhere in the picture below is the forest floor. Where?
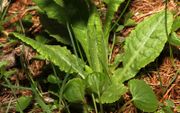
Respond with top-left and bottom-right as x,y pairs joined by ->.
0,0 -> 179,113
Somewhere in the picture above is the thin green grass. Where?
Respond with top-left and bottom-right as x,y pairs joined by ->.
4,78 -> 23,113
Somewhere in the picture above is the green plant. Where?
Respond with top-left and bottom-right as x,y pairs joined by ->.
10,0 -> 176,112
168,16 -> 180,46
155,100 -> 175,113
16,96 -> 32,112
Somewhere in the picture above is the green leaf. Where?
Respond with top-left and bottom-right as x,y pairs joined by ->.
87,7 -> 108,72
164,100 -> 175,108
33,0 -> 67,24
47,74 -> 60,84
113,11 -> 173,83
116,25 -> 124,32
35,34 -> 49,44
109,53 -> 124,72
72,23 -> 90,62
162,106 -> 174,113
73,7 -> 108,72
62,0 -> 90,23
11,33 -> 87,79
33,0 -> 91,45
129,79 -> 158,112
124,19 -> 136,27
104,0 -> 125,42
16,96 -> 32,112
84,65 -> 93,74
63,78 -> 85,102
33,0 -> 90,24
86,72 -> 109,95
168,32 -> 180,46
53,0 -> 64,6
155,107 -> 173,113
39,14 -> 70,45
100,83 -> 127,104
172,16 -> 180,32
0,61 -> 8,68
123,11 -> 136,27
